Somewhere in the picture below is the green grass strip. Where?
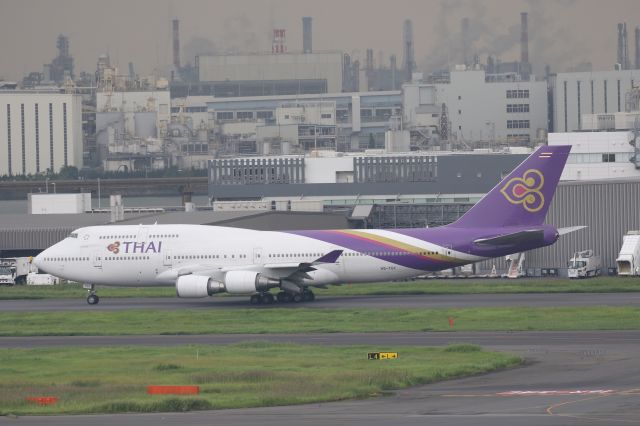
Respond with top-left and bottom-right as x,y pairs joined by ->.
2,277 -> 639,300
0,306 -> 638,336
0,343 -> 520,415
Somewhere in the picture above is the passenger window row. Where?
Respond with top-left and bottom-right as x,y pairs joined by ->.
44,257 -> 89,262
105,256 -> 150,261
175,254 -> 248,260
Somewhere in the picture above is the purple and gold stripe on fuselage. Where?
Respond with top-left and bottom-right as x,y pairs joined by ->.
287,229 -> 467,272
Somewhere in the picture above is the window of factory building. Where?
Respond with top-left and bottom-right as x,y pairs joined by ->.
256,111 -> 273,119
506,89 -> 530,99
237,111 -> 253,120
507,120 -> 530,129
360,109 -> 372,119
506,104 -> 530,113
216,111 -> 234,121
602,153 -> 616,163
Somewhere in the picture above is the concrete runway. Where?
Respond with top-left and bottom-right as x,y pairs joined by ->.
2,291 -> 640,312
3,331 -> 640,425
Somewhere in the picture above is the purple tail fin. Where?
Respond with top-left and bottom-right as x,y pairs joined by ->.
453,145 -> 571,228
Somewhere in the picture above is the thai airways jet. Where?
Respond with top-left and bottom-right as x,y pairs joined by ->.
34,145 -> 575,305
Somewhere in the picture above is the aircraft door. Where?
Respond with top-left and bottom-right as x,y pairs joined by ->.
92,251 -> 102,268
253,248 -> 263,264
163,251 -> 172,267
138,226 -> 149,241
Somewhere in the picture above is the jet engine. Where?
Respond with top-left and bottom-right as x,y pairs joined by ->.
175,275 -> 224,298
224,271 -> 280,294
175,271 -> 280,298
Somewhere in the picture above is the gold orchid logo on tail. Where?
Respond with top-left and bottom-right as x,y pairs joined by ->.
500,169 -> 545,212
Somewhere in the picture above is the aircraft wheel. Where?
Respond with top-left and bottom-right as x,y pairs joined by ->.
277,292 -> 293,303
87,294 -> 99,305
260,293 -> 274,304
292,293 -> 303,303
249,294 -> 262,305
302,289 -> 315,302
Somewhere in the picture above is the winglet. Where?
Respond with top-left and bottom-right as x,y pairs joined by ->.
313,250 -> 343,264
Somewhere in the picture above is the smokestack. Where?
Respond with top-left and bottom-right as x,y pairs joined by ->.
390,54 -> 397,90
172,19 -> 180,68
623,23 -> 630,69
403,19 -> 414,82
636,26 -> 640,69
366,48 -> 374,71
520,12 -> 530,79
617,23 -> 630,69
461,17 -> 470,66
302,17 -> 312,53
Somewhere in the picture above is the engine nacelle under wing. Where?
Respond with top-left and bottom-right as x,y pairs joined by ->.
224,270 -> 280,294
175,275 -> 224,298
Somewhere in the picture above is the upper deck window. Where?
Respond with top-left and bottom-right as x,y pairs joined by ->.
69,233 -> 78,238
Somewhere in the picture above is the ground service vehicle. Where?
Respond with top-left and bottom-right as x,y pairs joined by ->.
568,250 -> 601,278
0,257 -> 36,285
616,231 -> 640,276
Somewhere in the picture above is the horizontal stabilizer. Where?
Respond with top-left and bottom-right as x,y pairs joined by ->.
474,229 -> 544,246
558,226 -> 587,235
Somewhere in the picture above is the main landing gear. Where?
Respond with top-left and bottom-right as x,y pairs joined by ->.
249,289 -> 315,305
84,284 -> 100,305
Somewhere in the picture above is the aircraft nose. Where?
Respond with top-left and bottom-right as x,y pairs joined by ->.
33,252 -> 45,271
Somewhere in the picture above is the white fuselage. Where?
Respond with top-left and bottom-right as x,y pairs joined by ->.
35,224 -> 484,289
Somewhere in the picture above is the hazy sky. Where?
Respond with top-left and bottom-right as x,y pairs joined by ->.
1,0 -> 639,81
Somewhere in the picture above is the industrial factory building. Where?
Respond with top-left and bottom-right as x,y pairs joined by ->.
403,69 -> 548,145
204,90 -> 402,155
551,69 -> 640,133
0,92 -> 83,176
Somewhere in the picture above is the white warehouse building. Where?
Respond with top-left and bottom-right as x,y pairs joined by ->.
0,92 -> 83,176
551,69 -> 640,133
549,131 -> 638,180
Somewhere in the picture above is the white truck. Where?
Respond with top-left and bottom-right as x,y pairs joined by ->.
568,250 -> 601,278
616,231 -> 640,276
0,257 -> 38,285
26,272 -> 60,286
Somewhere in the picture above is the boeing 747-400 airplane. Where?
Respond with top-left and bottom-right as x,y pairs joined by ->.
34,145 -> 577,305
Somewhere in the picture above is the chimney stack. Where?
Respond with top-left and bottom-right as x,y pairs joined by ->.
403,19 -> 414,82
635,26 -> 640,70
617,23 -> 631,69
302,17 -> 312,53
172,19 -> 180,68
520,12 -> 530,79
461,17 -> 470,66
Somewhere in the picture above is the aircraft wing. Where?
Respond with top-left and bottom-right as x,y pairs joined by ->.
263,250 -> 344,281
160,250 -> 344,283
473,230 -> 544,246
263,250 -> 343,271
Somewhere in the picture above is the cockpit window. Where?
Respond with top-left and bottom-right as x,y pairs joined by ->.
69,233 -> 78,239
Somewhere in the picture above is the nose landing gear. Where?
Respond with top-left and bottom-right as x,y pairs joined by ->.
83,284 -> 100,305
